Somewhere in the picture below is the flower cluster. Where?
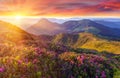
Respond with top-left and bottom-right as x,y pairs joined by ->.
0,46 -> 119,78
59,52 -> 115,78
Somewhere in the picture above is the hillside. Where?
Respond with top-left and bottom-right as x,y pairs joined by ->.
0,20 -> 47,47
53,33 -> 120,54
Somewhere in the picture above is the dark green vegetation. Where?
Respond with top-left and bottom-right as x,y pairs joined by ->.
0,20 -> 119,78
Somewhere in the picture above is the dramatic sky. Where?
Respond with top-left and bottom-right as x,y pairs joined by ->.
0,0 -> 120,17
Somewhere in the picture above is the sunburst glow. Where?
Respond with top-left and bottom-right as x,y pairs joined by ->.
14,14 -> 24,20
15,15 -> 22,20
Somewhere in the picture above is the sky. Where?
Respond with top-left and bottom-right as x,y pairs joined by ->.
0,0 -> 120,28
0,0 -> 120,17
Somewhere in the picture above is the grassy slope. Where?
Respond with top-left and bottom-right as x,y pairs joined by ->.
77,33 -> 120,54
0,20 -> 47,48
114,70 -> 120,78
53,33 -> 120,54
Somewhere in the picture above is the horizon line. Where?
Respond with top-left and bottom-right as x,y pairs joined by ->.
0,16 -> 120,19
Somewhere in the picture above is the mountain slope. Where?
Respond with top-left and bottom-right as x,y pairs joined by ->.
53,33 -> 120,54
95,20 -> 120,28
62,19 -> 120,38
26,18 -> 64,35
0,20 -> 47,47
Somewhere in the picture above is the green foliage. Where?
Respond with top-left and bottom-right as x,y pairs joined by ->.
53,33 -> 120,54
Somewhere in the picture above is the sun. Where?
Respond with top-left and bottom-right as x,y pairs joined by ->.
16,15 -> 22,20
10,13 -> 26,20
9,14 -> 26,25
15,15 -> 23,20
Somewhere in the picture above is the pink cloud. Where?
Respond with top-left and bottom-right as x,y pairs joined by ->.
0,0 -> 119,16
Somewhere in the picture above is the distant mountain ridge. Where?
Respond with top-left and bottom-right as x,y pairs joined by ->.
26,18 -> 120,39
95,20 -> 120,28
62,19 -> 120,39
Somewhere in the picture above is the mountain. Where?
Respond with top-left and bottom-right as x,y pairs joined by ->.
27,19 -> 120,40
53,33 -> 120,54
62,19 -> 120,39
0,20 -> 47,47
26,18 -> 64,35
95,20 -> 120,28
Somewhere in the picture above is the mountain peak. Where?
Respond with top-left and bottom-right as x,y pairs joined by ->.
81,19 -> 92,21
26,18 -> 63,35
39,18 -> 51,23
79,19 -> 95,24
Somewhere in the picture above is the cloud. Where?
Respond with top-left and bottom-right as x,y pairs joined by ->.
99,0 -> 120,11
0,0 -> 119,16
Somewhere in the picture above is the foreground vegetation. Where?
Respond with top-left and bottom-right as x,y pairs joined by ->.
0,44 -> 119,78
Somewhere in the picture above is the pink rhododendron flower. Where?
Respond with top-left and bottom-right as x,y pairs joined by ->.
18,60 -> 23,64
96,75 -> 98,78
0,67 -> 5,72
33,59 -> 38,64
77,55 -> 84,64
101,71 -> 106,78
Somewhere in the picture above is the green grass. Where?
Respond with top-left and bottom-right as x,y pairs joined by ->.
114,70 -> 120,78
